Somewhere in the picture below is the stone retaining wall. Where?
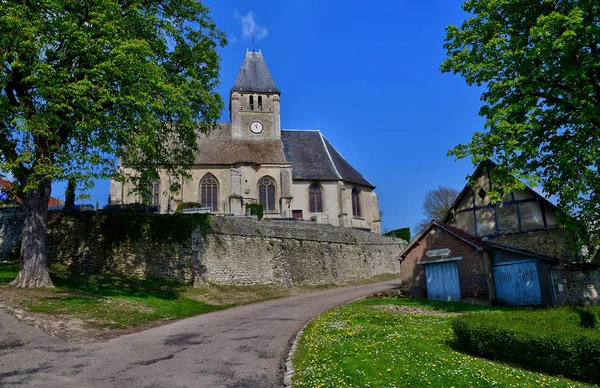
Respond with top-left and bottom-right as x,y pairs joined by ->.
1,209 -> 406,286
0,207 -> 25,261
552,268 -> 600,306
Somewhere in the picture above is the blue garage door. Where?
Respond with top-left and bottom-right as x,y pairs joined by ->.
493,261 -> 542,306
425,261 -> 461,302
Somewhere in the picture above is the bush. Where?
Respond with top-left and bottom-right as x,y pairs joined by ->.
452,308 -> 600,384
175,202 -> 202,213
245,203 -> 263,220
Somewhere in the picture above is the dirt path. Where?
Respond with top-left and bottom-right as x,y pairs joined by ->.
0,279 -> 400,388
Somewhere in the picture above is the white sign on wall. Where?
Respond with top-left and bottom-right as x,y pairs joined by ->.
426,248 -> 451,258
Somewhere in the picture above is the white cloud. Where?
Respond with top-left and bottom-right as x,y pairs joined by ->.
234,10 -> 268,40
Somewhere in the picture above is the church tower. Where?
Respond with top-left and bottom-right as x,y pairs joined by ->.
230,50 -> 281,139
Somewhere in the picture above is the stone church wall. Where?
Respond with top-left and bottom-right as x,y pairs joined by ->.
0,209 -> 405,285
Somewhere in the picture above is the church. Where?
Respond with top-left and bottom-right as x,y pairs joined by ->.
110,51 -> 381,233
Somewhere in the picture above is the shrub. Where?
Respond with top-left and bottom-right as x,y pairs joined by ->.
245,203 -> 263,220
175,202 -> 202,213
452,308 -> 600,384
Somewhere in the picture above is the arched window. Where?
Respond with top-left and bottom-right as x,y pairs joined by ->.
258,177 -> 276,212
352,187 -> 361,217
258,95 -> 263,111
309,184 -> 323,213
249,95 -> 254,110
200,174 -> 219,211
149,182 -> 160,205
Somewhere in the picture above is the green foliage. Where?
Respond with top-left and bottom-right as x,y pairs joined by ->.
0,0 -> 226,198
452,308 -> 600,383
0,261 -> 19,284
384,227 -> 411,241
441,1 -> 600,255
245,203 -> 264,220
293,298 -> 588,387
175,201 -> 203,213
52,212 -> 213,248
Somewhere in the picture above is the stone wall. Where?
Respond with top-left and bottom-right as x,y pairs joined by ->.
202,217 -> 403,285
488,228 -> 575,261
0,207 -> 24,261
552,268 -> 600,306
1,209 -> 406,286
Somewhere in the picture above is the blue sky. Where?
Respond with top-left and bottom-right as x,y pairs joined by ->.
57,0 -> 487,233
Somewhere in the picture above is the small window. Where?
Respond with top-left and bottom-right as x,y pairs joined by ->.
309,184 -> 323,213
478,188 -> 487,200
249,95 -> 254,110
292,210 -> 303,219
258,96 -> 263,110
150,183 -> 160,206
352,187 -> 361,217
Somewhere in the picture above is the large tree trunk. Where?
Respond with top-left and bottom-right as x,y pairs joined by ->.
11,179 -> 54,288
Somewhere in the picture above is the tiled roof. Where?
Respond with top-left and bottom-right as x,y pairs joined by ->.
281,130 -> 375,188
231,51 -> 280,94
195,139 -> 288,165
441,223 -> 487,249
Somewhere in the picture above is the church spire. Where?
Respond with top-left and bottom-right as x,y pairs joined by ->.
231,51 -> 280,94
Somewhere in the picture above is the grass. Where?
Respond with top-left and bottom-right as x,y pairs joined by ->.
292,298 -> 593,387
0,261 -> 399,332
1,261 -> 230,329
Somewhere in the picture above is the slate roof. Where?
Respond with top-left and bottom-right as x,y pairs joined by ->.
196,139 -> 288,165
231,51 -> 280,94
281,130 -> 375,188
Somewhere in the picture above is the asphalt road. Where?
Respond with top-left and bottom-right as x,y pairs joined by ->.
0,279 -> 400,388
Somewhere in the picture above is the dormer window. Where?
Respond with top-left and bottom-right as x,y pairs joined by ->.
258,96 -> 263,111
249,95 -> 254,110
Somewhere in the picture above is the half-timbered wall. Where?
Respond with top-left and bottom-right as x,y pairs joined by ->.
447,165 -> 558,238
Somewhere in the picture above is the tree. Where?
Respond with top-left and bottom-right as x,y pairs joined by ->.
1,1 -> 226,287
441,0 -> 600,259
414,186 -> 460,235
64,179 -> 76,211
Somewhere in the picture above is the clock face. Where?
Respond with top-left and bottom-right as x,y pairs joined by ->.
250,121 -> 264,134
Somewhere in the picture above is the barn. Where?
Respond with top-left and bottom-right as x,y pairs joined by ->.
399,160 -> 574,306
399,221 -> 558,305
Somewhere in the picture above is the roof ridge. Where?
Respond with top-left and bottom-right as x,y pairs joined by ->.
318,131 -> 342,180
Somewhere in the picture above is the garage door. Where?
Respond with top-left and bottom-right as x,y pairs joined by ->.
493,261 -> 542,306
425,261 -> 461,302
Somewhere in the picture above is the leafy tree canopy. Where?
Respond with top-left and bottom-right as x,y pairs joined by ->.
1,0 -> 226,287
1,0 -> 225,197
441,0 -> 600,257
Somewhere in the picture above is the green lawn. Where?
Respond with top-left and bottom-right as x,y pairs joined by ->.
292,298 -> 593,387
0,261 -> 399,332
1,261 -> 230,329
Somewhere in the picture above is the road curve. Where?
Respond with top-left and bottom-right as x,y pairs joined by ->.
0,279 -> 400,388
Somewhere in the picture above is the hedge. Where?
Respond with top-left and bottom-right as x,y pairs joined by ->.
175,202 -> 202,213
245,203 -> 263,220
452,307 -> 600,384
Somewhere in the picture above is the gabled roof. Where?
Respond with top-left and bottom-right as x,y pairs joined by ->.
231,51 -> 280,94
400,220 -> 488,259
400,220 -> 560,262
281,130 -> 375,188
442,159 -> 557,223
